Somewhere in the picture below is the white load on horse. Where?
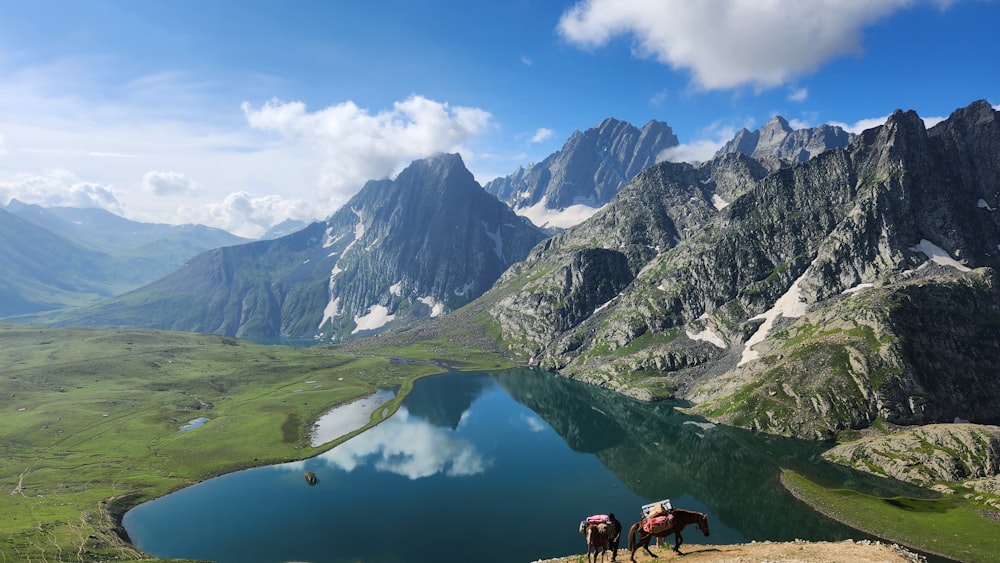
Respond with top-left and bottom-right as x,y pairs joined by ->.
640,499 -> 674,534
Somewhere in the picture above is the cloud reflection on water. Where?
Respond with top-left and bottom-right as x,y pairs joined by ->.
315,406 -> 491,479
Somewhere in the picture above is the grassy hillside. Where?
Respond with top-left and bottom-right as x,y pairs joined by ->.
0,322 -> 513,560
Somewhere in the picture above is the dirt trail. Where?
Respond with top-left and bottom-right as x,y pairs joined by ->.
535,539 -> 925,562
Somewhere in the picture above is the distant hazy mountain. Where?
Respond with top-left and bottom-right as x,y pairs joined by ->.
484,118 -> 679,229
4,200 -> 248,253
0,202 -> 250,317
0,208 -> 123,315
54,153 -> 548,341
716,115 -> 853,163
261,219 -> 308,240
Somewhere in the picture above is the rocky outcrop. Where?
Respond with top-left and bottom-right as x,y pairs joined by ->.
823,424 -> 1000,501
717,115 -> 853,163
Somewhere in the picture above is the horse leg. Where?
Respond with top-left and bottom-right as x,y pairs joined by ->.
641,532 -> 658,559
673,530 -> 684,554
628,524 -> 640,562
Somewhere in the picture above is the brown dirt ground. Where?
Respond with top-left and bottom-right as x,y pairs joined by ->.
534,539 -> 925,562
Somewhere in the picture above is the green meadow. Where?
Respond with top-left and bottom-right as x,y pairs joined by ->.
0,323 -> 512,561
781,469 -> 1000,562
3,320 -> 998,562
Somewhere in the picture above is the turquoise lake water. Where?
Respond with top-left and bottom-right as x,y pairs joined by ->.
124,367 -> 914,563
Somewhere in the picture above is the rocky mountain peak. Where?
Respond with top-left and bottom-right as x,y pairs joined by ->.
483,117 -> 679,228
718,115 -> 852,163
392,152 -> 473,195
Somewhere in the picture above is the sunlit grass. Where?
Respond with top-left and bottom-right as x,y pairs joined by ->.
781,469 -> 1000,562
0,323 -> 490,560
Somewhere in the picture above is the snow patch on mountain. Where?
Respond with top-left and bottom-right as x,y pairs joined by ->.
343,208 -> 365,256
390,281 -> 403,296
515,197 -> 603,229
739,272 -> 809,366
842,283 -> 874,295
319,297 -> 340,330
686,327 -> 727,349
483,221 -> 504,261
352,304 -> 394,334
712,194 -> 730,210
910,239 -> 970,272
418,296 -> 445,317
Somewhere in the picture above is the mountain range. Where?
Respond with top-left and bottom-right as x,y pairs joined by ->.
39,153 -> 546,340
5,101 -> 998,442
716,115 -> 853,164
0,202 -> 248,316
483,99 -> 1000,438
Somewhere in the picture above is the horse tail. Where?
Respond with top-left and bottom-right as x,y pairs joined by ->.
627,522 -> 638,551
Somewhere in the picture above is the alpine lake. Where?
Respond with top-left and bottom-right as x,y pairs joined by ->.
123,367 -> 922,563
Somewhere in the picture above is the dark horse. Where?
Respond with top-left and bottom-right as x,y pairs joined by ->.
627,509 -> 710,561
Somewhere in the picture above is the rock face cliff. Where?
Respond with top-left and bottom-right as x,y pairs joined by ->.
487,100 -> 1000,439
823,424 -> 1000,496
717,115 -> 853,163
484,118 -> 679,228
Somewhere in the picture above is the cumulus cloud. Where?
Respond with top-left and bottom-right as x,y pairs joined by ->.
242,94 -> 492,206
142,170 -> 197,196
657,122 -> 739,164
788,87 -> 809,102
0,169 -> 124,214
315,407 -> 491,480
558,0 -> 916,90
530,128 -> 555,143
658,140 -> 725,164
830,116 -> 891,134
174,191 -> 314,239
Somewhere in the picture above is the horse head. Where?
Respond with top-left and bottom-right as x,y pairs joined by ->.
697,513 -> 710,537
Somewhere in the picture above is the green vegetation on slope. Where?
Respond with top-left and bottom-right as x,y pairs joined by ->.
781,469 -> 1000,563
0,322 -> 512,561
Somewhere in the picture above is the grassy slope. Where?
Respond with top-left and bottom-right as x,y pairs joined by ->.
0,322 -> 514,561
781,470 -> 1000,562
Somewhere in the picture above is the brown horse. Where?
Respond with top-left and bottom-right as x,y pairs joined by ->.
627,508 -> 710,561
580,521 -> 612,563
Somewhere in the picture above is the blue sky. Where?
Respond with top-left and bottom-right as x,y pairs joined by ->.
0,0 -> 997,237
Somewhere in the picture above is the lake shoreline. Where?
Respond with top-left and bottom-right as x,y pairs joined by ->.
779,470 -> 962,563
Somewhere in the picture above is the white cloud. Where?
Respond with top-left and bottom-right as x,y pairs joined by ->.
174,191 -> 314,239
530,128 -> 555,143
921,115 -> 947,128
558,0 -> 915,90
649,89 -> 669,106
788,87 -> 808,102
830,116 -> 890,135
316,406 -> 491,480
657,122 -> 739,164
0,169 -> 124,214
0,134 -> 6,157
142,170 -> 197,196
242,95 -> 493,206
657,140 -> 724,164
